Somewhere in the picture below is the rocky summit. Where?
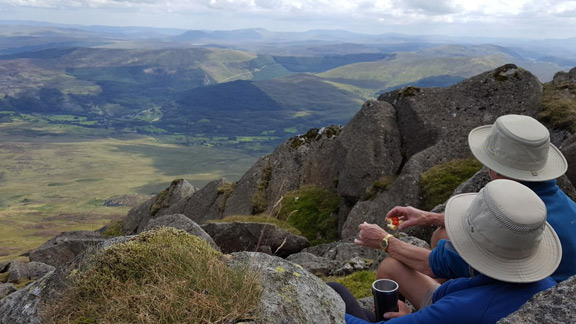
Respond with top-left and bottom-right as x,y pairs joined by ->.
2,64 -> 576,323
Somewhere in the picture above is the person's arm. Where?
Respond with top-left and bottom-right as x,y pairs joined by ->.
387,206 -> 445,230
354,223 -> 435,277
386,236 -> 436,278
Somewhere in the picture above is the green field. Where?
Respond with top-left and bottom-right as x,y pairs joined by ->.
0,126 -> 259,261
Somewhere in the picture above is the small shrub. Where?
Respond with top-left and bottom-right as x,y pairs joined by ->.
421,158 -> 483,210
209,214 -> 302,236
276,185 -> 340,245
399,86 -> 421,97
323,270 -> 376,299
40,227 -> 262,324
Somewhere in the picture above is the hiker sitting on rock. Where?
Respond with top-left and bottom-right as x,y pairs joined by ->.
356,114 -> 576,285
331,179 -> 561,323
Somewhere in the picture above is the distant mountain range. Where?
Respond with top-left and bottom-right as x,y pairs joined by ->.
0,20 -> 574,151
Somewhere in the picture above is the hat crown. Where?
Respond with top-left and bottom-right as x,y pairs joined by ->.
467,179 -> 547,259
483,115 -> 550,173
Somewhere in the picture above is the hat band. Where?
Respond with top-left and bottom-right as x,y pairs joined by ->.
483,190 -> 546,233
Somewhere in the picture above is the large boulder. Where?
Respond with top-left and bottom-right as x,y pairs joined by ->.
228,252 -> 345,324
122,178 -> 197,234
28,231 -> 107,268
341,64 -> 544,238
202,222 -> 310,257
497,275 -> 576,324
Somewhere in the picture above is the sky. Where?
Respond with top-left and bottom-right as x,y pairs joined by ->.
0,0 -> 576,39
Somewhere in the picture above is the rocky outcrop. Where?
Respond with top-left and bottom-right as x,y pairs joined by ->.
202,222 -> 310,257
497,275 -> 576,324
28,231 -> 107,268
122,178 -> 197,234
227,252 -> 345,324
342,64 -> 544,238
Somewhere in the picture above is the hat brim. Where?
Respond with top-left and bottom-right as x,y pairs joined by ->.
468,125 -> 568,181
445,193 -> 562,283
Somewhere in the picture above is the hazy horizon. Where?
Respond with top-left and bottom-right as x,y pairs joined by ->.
0,0 -> 576,40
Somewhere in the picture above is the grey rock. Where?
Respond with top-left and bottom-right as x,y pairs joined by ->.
7,260 -> 29,284
144,214 -> 218,250
286,251 -> 344,276
497,275 -> 576,324
0,261 -> 9,273
0,267 -> 55,324
26,262 -> 56,281
228,252 -> 345,324
122,179 -> 197,234
202,222 -> 309,257
561,135 -> 576,190
342,64 -> 543,239
28,230 -> 107,268
164,178 -> 232,224
335,100 -> 402,201
0,283 -> 16,300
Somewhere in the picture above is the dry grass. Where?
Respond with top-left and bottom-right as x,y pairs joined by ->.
40,227 -> 262,324
539,82 -> 576,132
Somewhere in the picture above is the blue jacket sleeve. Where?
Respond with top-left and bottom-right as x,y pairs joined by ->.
429,240 -> 476,279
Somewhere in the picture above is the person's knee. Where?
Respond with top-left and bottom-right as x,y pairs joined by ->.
377,256 -> 403,280
431,226 -> 448,249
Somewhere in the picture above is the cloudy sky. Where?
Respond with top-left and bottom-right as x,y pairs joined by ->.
0,0 -> 575,39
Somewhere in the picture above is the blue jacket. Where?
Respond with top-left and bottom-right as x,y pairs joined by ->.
430,179 -> 576,282
345,275 -> 556,324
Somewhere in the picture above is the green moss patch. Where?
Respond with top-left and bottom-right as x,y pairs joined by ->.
323,270 -> 376,299
276,185 -> 340,245
40,227 -> 262,324
102,220 -> 124,237
421,158 -> 483,210
363,176 -> 395,200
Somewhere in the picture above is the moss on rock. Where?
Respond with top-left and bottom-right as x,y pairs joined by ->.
276,185 -> 340,245
421,158 -> 483,210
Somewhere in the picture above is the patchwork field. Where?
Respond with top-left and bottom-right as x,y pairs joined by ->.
0,127 -> 259,261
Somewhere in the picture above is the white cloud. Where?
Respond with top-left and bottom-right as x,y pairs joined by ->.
0,0 -> 575,38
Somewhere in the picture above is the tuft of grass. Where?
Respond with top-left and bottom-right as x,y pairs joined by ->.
40,227 -> 262,324
539,82 -> 576,132
323,270 -> 376,299
420,158 -> 483,210
275,185 -> 340,245
209,214 -> 302,236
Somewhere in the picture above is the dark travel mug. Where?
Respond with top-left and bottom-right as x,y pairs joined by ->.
372,279 -> 399,321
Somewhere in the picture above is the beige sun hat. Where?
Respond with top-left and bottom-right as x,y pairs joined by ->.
468,114 -> 567,181
444,179 -> 562,283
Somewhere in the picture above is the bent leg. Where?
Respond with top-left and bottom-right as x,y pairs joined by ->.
327,282 -> 376,322
377,257 -> 440,310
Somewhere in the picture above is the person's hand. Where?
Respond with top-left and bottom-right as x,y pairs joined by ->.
383,300 -> 412,319
353,222 -> 388,250
386,206 -> 444,230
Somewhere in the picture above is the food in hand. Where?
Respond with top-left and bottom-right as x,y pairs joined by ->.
386,216 -> 403,230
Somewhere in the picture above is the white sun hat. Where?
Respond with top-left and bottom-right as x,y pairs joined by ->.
468,114 -> 567,181
444,179 -> 562,283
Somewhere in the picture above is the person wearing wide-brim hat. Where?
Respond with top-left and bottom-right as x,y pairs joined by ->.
341,179 -> 560,324
355,115 -> 576,286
